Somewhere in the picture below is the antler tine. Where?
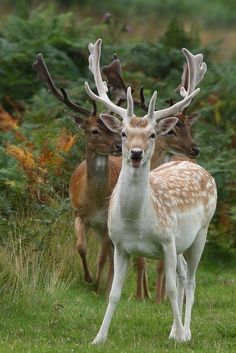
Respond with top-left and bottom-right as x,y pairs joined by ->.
84,39 -> 128,120
153,88 -> 200,120
178,48 -> 207,99
91,100 -> 97,116
139,87 -> 149,112
102,53 -> 127,103
147,91 -> 157,121
33,53 -> 91,117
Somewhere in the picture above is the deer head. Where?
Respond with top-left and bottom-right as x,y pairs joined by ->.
140,90 -> 201,159
33,53 -> 122,156
99,90 -> 178,168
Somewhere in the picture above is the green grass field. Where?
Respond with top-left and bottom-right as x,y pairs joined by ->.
0,251 -> 235,353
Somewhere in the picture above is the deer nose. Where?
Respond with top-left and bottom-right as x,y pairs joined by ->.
130,148 -> 143,160
190,144 -> 200,157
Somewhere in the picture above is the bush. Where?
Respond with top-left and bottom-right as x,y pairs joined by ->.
0,8 -> 235,262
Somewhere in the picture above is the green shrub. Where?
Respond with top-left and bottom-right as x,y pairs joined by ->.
0,8 -> 235,263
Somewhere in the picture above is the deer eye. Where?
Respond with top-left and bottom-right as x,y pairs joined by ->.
121,131 -> 127,138
167,130 -> 176,136
91,129 -> 101,135
149,133 -> 156,139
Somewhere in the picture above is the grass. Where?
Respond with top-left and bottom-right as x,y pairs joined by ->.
0,225 -> 235,353
0,206 -> 235,352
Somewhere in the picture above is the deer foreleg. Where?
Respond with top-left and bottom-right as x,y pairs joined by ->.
95,232 -> 113,293
92,247 -> 130,344
164,239 -> 185,342
75,217 -> 92,283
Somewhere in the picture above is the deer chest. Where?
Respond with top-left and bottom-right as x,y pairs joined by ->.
111,220 -> 163,258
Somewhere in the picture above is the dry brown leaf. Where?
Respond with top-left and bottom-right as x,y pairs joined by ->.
6,144 -> 36,170
57,129 -> 77,152
0,106 -> 18,131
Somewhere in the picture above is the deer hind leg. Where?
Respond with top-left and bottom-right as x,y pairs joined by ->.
75,217 -> 92,283
143,262 -> 151,299
161,276 -> 167,301
106,240 -> 114,295
183,226 -> 208,341
156,259 -> 165,304
136,257 -> 150,300
95,231 -> 113,293
92,247 -> 130,345
176,254 -> 187,319
164,239 -> 185,342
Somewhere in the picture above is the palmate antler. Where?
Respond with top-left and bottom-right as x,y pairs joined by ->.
102,54 -> 127,105
175,48 -> 207,113
102,54 -> 145,109
177,49 -> 207,98
85,39 -> 201,122
33,54 -> 97,117
134,49 -> 207,115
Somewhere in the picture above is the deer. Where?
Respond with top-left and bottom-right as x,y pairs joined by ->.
84,38 -> 217,344
33,49 -> 202,297
102,50 -> 204,303
33,54 -> 122,292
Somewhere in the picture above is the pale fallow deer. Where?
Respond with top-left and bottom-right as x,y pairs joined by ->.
33,54 -> 122,292
102,50 -> 205,303
85,38 -> 217,344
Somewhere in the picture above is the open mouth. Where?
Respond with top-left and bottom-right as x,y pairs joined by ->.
131,157 -> 142,168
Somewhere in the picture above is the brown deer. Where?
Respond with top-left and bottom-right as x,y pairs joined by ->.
102,51 -> 205,302
33,54 -> 122,292
85,38 -> 216,344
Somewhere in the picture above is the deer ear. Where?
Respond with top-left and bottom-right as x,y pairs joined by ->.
66,112 -> 86,128
185,113 -> 201,126
99,114 -> 122,132
155,117 -> 178,135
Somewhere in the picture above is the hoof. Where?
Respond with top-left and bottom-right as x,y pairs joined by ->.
84,272 -> 93,283
91,335 -> 107,345
144,292 -> 152,300
169,328 -> 186,342
184,329 -> 191,341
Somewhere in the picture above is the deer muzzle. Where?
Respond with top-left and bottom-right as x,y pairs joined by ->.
130,148 -> 144,168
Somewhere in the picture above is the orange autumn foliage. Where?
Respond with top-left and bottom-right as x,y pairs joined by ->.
38,149 -> 64,169
4,128 -> 76,201
6,144 -> 36,170
57,129 -> 77,152
0,106 -> 18,131
5,144 -> 46,185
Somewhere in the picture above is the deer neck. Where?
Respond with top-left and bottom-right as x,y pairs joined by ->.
85,150 -> 110,197
151,142 -> 172,169
115,159 -> 151,221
